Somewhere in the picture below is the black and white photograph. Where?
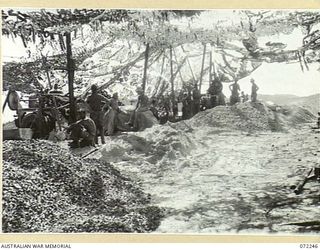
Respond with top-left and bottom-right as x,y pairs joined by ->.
2,8 -> 320,234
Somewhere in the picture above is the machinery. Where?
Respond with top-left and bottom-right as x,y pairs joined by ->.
3,89 -> 69,140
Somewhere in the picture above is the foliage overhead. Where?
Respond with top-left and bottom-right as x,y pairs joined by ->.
2,9 -> 320,95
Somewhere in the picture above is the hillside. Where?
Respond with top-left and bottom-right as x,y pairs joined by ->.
259,93 -> 320,114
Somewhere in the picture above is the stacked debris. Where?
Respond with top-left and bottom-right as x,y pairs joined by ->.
2,140 -> 163,233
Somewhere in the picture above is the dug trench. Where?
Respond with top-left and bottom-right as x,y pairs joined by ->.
2,102 -> 319,233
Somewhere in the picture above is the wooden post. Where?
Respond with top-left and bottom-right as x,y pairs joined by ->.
173,48 -> 185,84
42,56 -> 52,89
45,71 -> 52,90
209,47 -> 212,83
170,46 -> 175,103
211,44 -> 216,80
199,43 -> 207,93
2,90 -> 10,113
153,50 -> 166,97
170,46 -> 175,112
142,43 -> 150,94
66,32 -> 77,124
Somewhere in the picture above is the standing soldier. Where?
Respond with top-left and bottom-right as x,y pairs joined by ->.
182,92 -> 189,120
192,85 -> 201,115
214,78 -> 225,106
229,81 -> 241,105
182,91 -> 193,119
106,92 -> 122,136
207,82 -> 215,109
208,78 -> 224,108
86,84 -> 109,145
127,86 -> 149,127
162,94 -> 171,123
251,78 -> 259,102
240,91 -> 246,103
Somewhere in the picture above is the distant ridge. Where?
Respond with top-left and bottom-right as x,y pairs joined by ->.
259,93 -> 320,114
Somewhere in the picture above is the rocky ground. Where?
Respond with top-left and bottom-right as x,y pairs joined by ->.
88,102 -> 320,234
2,140 -> 163,233
2,101 -> 319,234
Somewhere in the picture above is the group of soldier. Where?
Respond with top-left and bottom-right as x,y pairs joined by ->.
229,78 -> 259,105
67,84 -> 120,148
67,84 -> 156,148
6,75 -> 260,148
66,77 -> 260,148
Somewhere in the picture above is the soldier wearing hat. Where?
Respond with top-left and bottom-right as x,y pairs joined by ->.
127,86 -> 150,126
106,92 -> 122,136
192,85 -> 201,115
229,81 -> 241,105
67,109 -> 96,148
86,84 -> 109,144
250,78 -> 259,102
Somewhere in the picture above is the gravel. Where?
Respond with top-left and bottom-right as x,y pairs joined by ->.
2,140 -> 164,233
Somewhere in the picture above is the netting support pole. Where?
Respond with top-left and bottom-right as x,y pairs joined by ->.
199,43 -> 207,93
142,43 -> 150,94
66,32 -> 77,124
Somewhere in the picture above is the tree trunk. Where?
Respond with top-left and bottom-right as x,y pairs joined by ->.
142,43 -> 150,94
209,51 -> 212,83
66,32 -> 77,124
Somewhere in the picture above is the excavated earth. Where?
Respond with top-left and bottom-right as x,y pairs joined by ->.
2,101 -> 320,234
90,102 -> 320,234
2,140 -> 163,233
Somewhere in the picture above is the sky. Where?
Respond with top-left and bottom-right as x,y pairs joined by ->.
234,62 -> 320,97
189,10 -> 320,97
2,9 -> 320,97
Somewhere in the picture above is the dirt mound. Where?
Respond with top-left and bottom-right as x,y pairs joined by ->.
276,105 -> 317,128
100,124 -> 195,165
98,102 -> 316,167
2,140 -> 163,233
186,102 -> 316,132
187,102 -> 271,132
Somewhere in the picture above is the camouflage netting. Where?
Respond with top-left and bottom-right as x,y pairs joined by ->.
2,140 -> 164,233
